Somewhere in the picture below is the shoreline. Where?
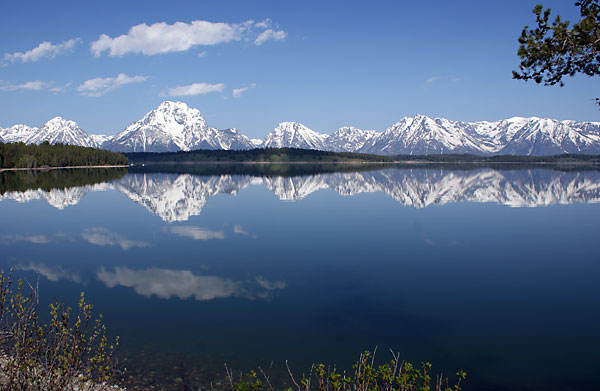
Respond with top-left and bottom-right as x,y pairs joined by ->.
1,160 -> 597,172
129,160 -> 599,166
0,164 -> 130,173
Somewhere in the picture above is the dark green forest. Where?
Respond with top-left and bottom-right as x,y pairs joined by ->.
0,142 -> 128,169
125,147 -> 395,163
126,148 -> 600,167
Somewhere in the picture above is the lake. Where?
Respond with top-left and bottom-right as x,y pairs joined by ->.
1,165 -> 599,391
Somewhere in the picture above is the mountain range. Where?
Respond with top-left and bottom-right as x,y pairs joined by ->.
2,101 -> 600,156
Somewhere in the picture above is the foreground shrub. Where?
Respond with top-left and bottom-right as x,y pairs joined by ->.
0,270 -> 119,391
226,349 -> 466,391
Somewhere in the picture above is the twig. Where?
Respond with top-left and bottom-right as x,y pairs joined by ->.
258,365 -> 275,391
224,363 -> 234,391
285,360 -> 301,391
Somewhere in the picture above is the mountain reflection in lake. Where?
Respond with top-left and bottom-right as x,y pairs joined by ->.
2,167 -> 600,220
1,165 -> 599,391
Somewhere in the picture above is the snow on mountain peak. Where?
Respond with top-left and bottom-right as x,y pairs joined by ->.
262,122 -> 330,150
328,126 -> 379,152
157,100 -> 188,110
0,124 -> 39,143
23,116 -> 100,148
2,102 -> 600,156
106,101 -> 254,152
42,116 -> 72,130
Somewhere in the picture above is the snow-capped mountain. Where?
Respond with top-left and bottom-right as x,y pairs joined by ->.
259,116 -> 600,156
328,126 -> 379,152
3,102 -> 600,155
0,118 -> 102,148
358,115 -> 600,156
106,101 -> 255,152
89,134 -> 112,148
27,117 -> 101,148
360,115 -> 490,155
261,122 -> 330,150
0,124 -> 39,143
475,117 -> 600,155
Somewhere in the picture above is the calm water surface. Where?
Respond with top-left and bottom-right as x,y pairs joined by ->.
1,166 -> 599,391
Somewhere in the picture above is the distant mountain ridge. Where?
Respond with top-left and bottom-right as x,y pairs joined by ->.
105,101 -> 255,152
0,118 -> 104,148
2,101 -> 600,156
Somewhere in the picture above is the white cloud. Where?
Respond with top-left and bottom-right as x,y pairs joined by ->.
49,82 -> 73,93
76,73 -> 147,97
90,20 -> 287,57
254,19 -> 272,29
232,83 -> 256,98
81,227 -> 150,250
0,80 -> 48,91
165,82 -> 224,97
90,20 -> 245,57
15,263 -> 82,283
254,29 -> 287,45
4,38 -> 81,63
169,226 -> 225,240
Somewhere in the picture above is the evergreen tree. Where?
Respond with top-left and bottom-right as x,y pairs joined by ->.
0,142 -> 128,169
513,0 -> 600,106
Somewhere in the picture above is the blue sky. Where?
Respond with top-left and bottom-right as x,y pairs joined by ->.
0,0 -> 597,138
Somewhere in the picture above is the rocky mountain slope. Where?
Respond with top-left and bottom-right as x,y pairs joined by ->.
2,102 -> 599,155
0,118 -> 101,148
105,101 -> 255,152
1,124 -> 39,143
261,122 -> 329,150
27,117 -> 100,148
260,115 -> 600,155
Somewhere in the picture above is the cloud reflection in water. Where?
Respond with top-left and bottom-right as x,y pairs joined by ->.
168,226 -> 225,240
0,234 -> 51,244
81,227 -> 150,250
14,262 -> 82,283
96,267 -> 286,301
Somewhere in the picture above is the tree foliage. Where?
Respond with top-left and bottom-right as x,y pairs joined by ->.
226,350 -> 466,391
125,148 -> 395,164
0,142 -> 128,169
0,271 -> 119,390
513,0 -> 600,104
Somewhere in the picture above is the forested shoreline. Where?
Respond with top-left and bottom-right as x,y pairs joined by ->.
0,142 -> 128,169
2,142 -> 598,170
125,147 -> 600,166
